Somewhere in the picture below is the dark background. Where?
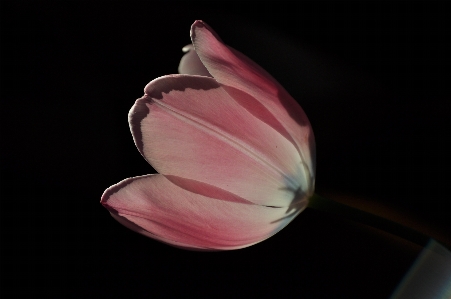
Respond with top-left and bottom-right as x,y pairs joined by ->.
1,1 -> 450,298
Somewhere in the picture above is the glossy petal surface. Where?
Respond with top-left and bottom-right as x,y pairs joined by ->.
101,174 -> 306,250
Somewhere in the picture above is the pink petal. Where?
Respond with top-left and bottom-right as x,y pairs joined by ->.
190,20 -> 315,184
178,44 -> 212,77
101,174 -> 306,250
129,74 -> 307,207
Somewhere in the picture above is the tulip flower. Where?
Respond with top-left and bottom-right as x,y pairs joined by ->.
101,20 -> 315,250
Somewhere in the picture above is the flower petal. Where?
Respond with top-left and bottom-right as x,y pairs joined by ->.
178,44 -> 212,77
101,174 -> 306,250
191,20 -> 315,185
129,74 -> 307,207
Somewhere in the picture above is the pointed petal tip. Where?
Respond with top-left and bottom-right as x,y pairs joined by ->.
100,176 -> 146,207
192,20 -> 205,28
191,20 -> 208,34
191,20 -> 223,45
190,20 -> 202,39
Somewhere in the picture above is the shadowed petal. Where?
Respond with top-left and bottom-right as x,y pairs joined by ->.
129,74 -> 307,207
101,174 -> 306,250
191,20 -> 315,185
178,44 -> 212,77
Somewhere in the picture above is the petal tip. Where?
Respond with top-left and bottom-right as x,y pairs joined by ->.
190,21 -> 202,41
191,20 -> 222,44
192,20 -> 206,29
100,177 -> 139,207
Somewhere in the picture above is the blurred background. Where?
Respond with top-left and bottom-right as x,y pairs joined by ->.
2,1 -> 450,298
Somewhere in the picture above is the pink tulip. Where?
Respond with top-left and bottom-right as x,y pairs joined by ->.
101,20 -> 315,250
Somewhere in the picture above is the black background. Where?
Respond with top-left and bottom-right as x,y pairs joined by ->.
1,1 -> 450,298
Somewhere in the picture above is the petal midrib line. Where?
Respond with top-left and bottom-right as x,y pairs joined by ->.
149,92 -> 300,192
